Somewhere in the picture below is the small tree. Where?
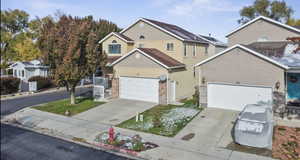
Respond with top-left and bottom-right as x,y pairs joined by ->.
238,0 -> 294,24
38,15 -> 106,104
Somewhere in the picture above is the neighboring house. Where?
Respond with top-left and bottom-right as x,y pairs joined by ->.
198,34 -> 227,56
195,41 -> 300,112
99,18 -> 216,103
9,60 -> 49,82
195,16 -> 300,114
226,16 -> 300,46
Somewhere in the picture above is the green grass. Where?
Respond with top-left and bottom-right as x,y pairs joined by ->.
32,97 -> 105,116
117,100 -> 201,137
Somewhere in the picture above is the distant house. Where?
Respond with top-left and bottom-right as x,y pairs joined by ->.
9,60 -> 49,82
198,34 -> 227,56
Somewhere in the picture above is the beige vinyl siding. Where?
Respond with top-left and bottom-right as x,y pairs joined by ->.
228,19 -> 300,46
168,42 -> 208,100
122,21 -> 184,62
198,47 -> 285,92
102,35 -> 134,56
114,51 -> 167,78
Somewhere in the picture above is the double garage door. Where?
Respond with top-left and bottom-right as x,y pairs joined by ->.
119,77 -> 159,103
207,83 -> 272,111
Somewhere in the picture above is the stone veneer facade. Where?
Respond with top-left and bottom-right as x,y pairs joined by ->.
111,78 -> 119,98
159,80 -> 167,105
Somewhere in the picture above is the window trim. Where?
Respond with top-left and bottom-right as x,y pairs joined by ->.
108,44 -> 121,54
166,43 -> 174,51
205,46 -> 208,55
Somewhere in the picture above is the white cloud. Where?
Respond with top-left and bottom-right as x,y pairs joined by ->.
167,0 -> 241,16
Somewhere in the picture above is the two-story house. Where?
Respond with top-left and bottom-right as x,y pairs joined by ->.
99,18 -> 223,104
195,16 -> 300,115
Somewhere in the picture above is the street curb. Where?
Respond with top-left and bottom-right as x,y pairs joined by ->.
1,121 -> 145,160
1,85 -> 93,101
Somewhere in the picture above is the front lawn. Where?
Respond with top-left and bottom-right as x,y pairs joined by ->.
117,99 -> 202,137
33,97 -> 105,116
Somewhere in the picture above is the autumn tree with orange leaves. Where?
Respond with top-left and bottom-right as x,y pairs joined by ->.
38,15 -> 119,104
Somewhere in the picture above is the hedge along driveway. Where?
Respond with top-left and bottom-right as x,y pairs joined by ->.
117,100 -> 202,137
33,97 -> 105,116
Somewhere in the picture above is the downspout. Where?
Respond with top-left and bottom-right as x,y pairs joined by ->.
167,71 -> 169,104
285,71 -> 288,107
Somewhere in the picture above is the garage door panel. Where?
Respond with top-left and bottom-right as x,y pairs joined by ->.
120,77 -> 159,103
207,83 -> 272,111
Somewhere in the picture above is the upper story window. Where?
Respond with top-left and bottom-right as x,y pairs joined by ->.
205,46 -> 208,55
139,35 -> 145,40
112,40 -> 117,43
193,44 -> 196,56
184,44 -> 187,56
108,44 -> 121,54
166,43 -> 174,51
22,70 -> 24,77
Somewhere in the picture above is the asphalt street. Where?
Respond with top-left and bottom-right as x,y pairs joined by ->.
1,87 -> 92,116
1,124 -> 130,160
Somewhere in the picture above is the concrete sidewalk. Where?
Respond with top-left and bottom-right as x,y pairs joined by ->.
2,108 -> 274,160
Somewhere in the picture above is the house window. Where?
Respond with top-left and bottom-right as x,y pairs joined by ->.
138,43 -> 144,48
205,46 -> 208,55
22,70 -> 24,77
108,44 -> 121,54
112,40 -> 117,43
193,68 -> 196,77
14,70 -> 17,76
193,44 -> 196,56
184,44 -> 187,56
166,43 -> 174,51
139,35 -> 145,39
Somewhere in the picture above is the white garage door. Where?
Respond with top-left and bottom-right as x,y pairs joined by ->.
207,83 -> 272,111
120,77 -> 159,103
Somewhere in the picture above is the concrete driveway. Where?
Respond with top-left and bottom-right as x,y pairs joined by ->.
175,108 -> 239,148
73,99 -> 156,125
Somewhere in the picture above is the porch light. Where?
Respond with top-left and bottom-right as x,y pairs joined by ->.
275,81 -> 280,90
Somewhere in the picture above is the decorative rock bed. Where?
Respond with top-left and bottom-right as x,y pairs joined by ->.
94,130 -> 158,155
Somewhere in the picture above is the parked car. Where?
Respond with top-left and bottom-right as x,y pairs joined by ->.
234,104 -> 273,149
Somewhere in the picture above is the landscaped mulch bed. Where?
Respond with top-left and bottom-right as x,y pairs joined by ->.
272,125 -> 300,160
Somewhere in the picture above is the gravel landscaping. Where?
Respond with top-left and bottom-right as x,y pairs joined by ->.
117,99 -> 202,137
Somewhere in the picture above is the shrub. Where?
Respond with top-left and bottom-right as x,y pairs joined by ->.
28,76 -> 53,90
0,76 -> 20,95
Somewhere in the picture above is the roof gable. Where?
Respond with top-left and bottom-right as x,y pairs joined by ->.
120,18 -> 207,44
226,16 -> 300,37
110,48 -> 185,69
194,44 -> 289,69
99,32 -> 134,44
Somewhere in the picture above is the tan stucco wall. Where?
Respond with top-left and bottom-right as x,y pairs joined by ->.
114,51 -> 167,78
102,35 -> 134,56
197,47 -> 285,92
227,19 -> 300,46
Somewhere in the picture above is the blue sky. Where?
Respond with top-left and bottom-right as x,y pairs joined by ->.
2,0 -> 300,42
